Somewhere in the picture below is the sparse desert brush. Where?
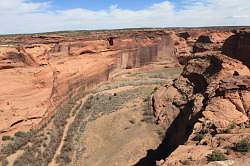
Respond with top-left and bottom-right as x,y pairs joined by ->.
1,132 -> 32,155
11,96 -> 77,165
207,150 -> 226,162
2,135 -> 13,141
14,131 -> 31,138
95,79 -> 166,92
127,68 -> 182,79
1,143 -> 15,155
2,82 -> 156,165
234,139 -> 250,152
193,133 -> 205,142
223,122 -> 237,133
14,148 -> 39,166
55,86 -> 156,164
57,142 -> 73,164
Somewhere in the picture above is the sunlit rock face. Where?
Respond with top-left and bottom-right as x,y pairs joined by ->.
0,30 -> 176,136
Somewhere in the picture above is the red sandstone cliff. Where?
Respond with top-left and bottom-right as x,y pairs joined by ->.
0,30 -> 176,137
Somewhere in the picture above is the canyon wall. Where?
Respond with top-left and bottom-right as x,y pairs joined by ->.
222,31 -> 250,68
0,31 -> 176,137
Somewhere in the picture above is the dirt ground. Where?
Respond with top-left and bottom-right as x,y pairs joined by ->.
75,100 -> 162,166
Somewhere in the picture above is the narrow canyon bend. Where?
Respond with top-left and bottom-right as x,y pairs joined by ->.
0,28 -> 249,166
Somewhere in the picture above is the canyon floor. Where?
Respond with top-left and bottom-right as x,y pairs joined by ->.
0,28 -> 250,166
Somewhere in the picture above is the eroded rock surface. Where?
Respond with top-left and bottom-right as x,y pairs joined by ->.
222,31 -> 250,68
152,31 -> 250,166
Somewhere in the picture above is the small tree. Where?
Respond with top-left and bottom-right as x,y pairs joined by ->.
234,139 -> 250,152
207,150 -> 226,162
193,133 -> 205,142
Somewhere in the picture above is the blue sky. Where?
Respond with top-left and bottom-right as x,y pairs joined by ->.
0,0 -> 249,34
48,0 -> 169,10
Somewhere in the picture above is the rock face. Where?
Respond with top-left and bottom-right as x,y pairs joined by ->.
222,31 -> 250,68
193,32 -> 232,54
178,32 -> 190,40
153,31 -> 250,165
0,30 -> 177,137
170,29 -> 232,65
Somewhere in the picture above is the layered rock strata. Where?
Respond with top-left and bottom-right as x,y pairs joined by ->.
0,30 -> 176,136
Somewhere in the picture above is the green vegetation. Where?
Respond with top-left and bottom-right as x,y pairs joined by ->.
193,133 -> 205,142
95,67 -> 182,93
129,68 -> 183,79
14,131 -> 31,138
223,122 -> 237,133
12,99 -> 76,166
95,79 -> 166,93
2,135 -> 13,141
234,139 -> 250,152
207,150 -> 226,162
1,131 -> 33,155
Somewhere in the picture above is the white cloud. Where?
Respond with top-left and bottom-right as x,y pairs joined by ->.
0,0 -> 49,14
0,0 -> 249,34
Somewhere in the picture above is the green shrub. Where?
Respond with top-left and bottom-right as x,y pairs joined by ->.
1,144 -> 15,155
14,131 -> 31,138
2,135 -> 13,141
193,133 -> 205,142
234,139 -> 250,152
1,135 -> 31,155
207,150 -> 226,162
223,122 -> 237,133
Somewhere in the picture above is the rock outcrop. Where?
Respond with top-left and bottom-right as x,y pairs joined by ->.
152,31 -> 250,165
170,29 -> 232,65
222,31 -> 250,68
